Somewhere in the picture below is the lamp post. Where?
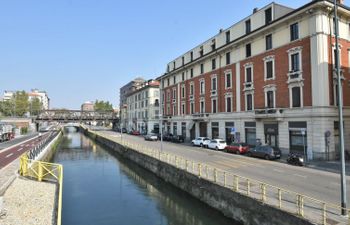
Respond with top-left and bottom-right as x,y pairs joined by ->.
159,78 -> 163,152
333,0 -> 347,216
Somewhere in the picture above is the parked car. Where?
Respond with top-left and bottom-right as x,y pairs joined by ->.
163,133 -> 174,141
144,133 -> 158,141
246,145 -> 281,160
225,143 -> 250,154
131,130 -> 141,136
121,128 -> 127,133
207,139 -> 227,150
171,135 -> 185,143
191,137 -> 210,147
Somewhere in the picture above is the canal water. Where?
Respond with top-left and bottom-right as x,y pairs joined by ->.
51,130 -> 242,225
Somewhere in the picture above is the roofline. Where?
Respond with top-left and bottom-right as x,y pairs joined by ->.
158,0 -> 348,81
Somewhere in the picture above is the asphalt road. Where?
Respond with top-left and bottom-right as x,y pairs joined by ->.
0,133 -> 38,151
101,131 -> 350,206
0,132 -> 50,169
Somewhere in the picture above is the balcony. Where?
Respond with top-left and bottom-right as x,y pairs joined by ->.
254,108 -> 284,120
243,82 -> 254,91
191,112 -> 209,122
287,70 -> 303,84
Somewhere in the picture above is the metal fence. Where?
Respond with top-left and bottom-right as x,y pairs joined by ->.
93,131 -> 350,225
19,155 -> 63,225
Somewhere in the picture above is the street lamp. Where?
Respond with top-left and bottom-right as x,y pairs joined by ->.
333,0 -> 347,216
159,78 -> 163,153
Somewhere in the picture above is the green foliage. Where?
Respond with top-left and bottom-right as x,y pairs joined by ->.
14,91 -> 29,116
94,100 -> 113,111
20,126 -> 28,134
0,100 -> 15,116
30,97 -> 43,115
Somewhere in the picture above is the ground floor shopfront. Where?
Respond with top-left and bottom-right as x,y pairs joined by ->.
125,119 -> 159,135
163,107 -> 350,160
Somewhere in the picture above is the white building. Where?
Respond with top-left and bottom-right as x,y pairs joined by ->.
28,89 -> 50,110
124,80 -> 160,134
2,91 -> 15,101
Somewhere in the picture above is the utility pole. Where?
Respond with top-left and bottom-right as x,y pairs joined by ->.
333,0 -> 347,216
159,78 -> 163,152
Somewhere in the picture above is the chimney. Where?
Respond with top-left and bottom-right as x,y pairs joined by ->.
253,7 -> 258,14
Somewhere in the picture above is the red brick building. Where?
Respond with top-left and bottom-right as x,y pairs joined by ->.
158,0 -> 350,159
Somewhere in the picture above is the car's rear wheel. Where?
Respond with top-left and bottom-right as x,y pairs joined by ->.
215,146 -> 219,151
235,150 -> 239,154
200,143 -> 203,147
264,155 -> 270,160
246,152 -> 252,157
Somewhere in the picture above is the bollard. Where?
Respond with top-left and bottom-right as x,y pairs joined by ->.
214,168 -> 217,183
261,184 -> 266,203
278,189 -> 282,209
246,179 -> 250,196
296,195 -> 304,217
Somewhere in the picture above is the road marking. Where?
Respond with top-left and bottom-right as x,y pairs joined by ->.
293,174 -> 307,178
17,148 -> 23,152
6,153 -> 13,158
273,169 -> 285,173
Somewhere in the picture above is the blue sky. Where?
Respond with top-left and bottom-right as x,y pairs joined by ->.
0,0 -> 308,109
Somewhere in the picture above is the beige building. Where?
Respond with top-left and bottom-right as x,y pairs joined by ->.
81,101 -> 94,111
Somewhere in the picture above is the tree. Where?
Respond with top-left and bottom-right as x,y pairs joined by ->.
30,98 -> 43,116
14,91 -> 29,116
94,100 -> 113,111
0,100 -> 15,116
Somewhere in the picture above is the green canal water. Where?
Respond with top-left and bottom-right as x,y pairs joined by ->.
51,130 -> 242,225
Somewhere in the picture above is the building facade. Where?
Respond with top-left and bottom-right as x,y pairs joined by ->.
81,101 -> 95,111
158,0 -> 350,160
28,89 -> 50,110
123,80 -> 160,134
119,77 -> 145,129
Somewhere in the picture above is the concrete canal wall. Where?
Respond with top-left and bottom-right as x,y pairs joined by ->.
84,128 -> 313,225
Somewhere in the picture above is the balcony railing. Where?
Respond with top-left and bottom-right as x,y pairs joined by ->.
254,108 -> 283,119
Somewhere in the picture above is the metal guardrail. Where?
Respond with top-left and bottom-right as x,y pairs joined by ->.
27,131 -> 59,160
92,130 -> 350,225
19,155 -> 63,225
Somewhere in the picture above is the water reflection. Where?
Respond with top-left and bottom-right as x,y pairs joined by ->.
52,131 -> 241,225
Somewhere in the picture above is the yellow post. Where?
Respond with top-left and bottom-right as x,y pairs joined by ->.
300,196 -> 304,217
198,164 -> 202,178
20,155 -> 28,176
246,179 -> 250,196
185,160 -> 188,171
214,168 -> 217,183
278,189 -> 282,209
223,172 -> 226,187
175,156 -> 178,168
261,184 -> 266,202
322,203 -> 327,225
38,161 -> 43,182
233,175 -> 239,192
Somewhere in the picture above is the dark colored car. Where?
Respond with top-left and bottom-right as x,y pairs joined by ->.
121,128 -> 127,133
171,135 -> 185,143
163,133 -> 174,141
246,145 -> 281,160
224,143 -> 249,154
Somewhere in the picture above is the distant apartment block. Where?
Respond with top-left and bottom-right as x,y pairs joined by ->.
2,89 -> 50,110
157,0 -> 350,160
81,101 -> 95,111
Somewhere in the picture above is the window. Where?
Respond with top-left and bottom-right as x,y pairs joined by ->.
155,99 -> 159,106
246,67 -> 252,82
182,72 -> 185,81
246,43 -> 251,58
181,103 -> 185,115
226,52 -> 231,65
211,76 -> 217,91
190,83 -> 194,95
245,19 -> 251,34
167,78 -> 170,86
290,23 -> 299,41
212,58 -> 216,70
212,99 -> 217,113
226,31 -> 230,43
211,40 -> 216,51
200,100 -> 205,113
225,73 -> 232,89
200,63 -> 204,74
182,56 -> 184,65
266,91 -> 274,108
190,51 -> 193,61
172,89 -> 176,100
173,61 -> 176,70
246,94 -> 253,111
190,68 -> 194,78
291,53 -> 300,72
181,85 -> 185,98
190,102 -> 194,114
167,91 -> 170,101
226,96 -> 232,112
173,104 -> 176,115
265,60 -> 274,80
292,87 -> 301,107
265,8 -> 272,24
199,47 -> 204,57
200,79 -> 205,95
173,76 -> 176,84
266,34 -> 272,50
167,65 -> 170,72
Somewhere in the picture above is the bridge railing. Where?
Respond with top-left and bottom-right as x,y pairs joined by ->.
92,131 -> 350,225
19,155 -> 63,225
